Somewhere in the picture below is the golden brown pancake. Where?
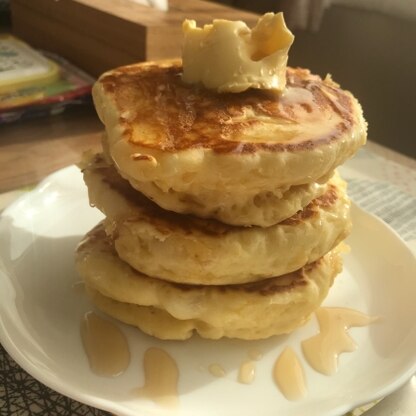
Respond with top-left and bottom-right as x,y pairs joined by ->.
92,60 -> 366,208
76,223 -> 344,340
89,143 -> 331,227
110,137 -> 333,226
82,153 -> 351,285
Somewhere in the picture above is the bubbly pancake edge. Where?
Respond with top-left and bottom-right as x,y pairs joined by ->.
82,157 -> 351,284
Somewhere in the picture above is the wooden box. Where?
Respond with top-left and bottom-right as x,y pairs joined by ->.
11,0 -> 258,77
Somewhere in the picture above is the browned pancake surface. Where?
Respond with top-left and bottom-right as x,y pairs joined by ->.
98,61 -> 355,153
79,222 -> 323,296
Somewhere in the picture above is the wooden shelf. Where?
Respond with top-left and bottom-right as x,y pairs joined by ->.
11,0 -> 258,76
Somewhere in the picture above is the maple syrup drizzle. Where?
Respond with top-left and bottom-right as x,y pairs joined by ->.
208,363 -> 226,378
80,311 -> 130,377
137,347 -> 179,408
238,360 -> 256,384
301,307 -> 379,375
247,348 -> 263,361
273,347 -> 307,401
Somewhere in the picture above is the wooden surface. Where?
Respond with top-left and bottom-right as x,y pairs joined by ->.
11,0 -> 258,76
0,106 -> 103,193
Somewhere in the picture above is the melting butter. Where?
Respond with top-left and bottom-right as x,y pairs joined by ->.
208,363 -> 226,378
137,347 -> 179,408
273,347 -> 307,401
301,307 -> 379,375
80,311 -> 130,377
182,13 -> 294,93
238,360 -> 256,384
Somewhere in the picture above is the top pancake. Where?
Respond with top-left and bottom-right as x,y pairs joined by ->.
93,59 -> 367,194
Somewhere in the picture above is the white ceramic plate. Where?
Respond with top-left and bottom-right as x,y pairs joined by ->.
0,166 -> 415,416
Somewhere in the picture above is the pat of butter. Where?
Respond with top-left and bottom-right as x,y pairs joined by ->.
182,13 -> 294,93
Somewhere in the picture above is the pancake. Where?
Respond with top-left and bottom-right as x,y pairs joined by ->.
92,60 -> 366,205
120,166 -> 332,227
76,224 -> 344,340
94,143 -> 331,226
82,154 -> 351,285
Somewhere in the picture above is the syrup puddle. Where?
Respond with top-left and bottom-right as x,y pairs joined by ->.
79,305 -> 378,405
137,347 -> 179,408
301,307 -> 379,375
80,311 -> 130,377
273,347 -> 307,401
238,360 -> 256,384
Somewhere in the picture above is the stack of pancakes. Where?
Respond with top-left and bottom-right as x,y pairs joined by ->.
76,60 -> 367,340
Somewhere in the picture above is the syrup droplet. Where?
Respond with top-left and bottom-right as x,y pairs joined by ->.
137,347 -> 179,408
273,347 -> 307,401
301,307 -> 379,375
238,360 -> 256,384
247,348 -> 263,361
80,311 -> 130,377
208,363 -> 226,378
